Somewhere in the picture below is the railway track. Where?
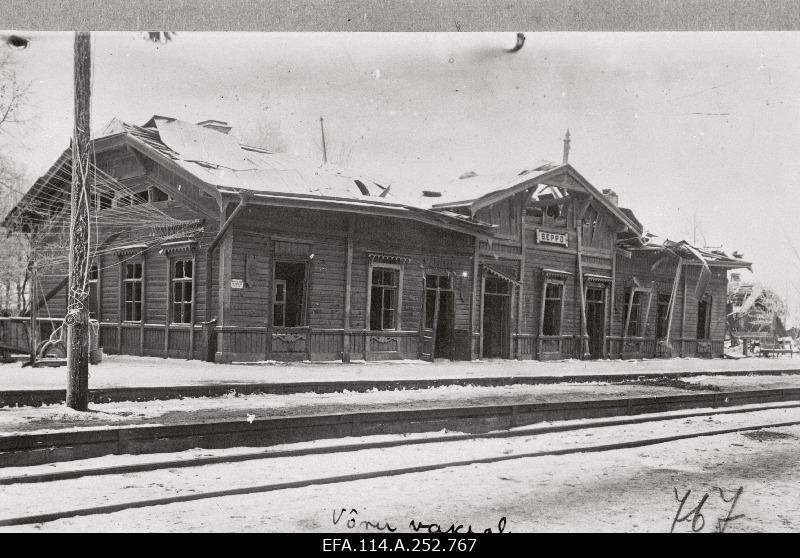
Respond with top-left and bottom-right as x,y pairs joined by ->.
0,406 -> 798,528
3,387 -> 800,468
1,400 -> 798,486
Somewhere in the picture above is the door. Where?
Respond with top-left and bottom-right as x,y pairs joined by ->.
482,277 -> 511,359
423,274 -> 455,360
585,287 -> 605,359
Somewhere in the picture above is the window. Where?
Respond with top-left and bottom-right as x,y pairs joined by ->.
171,259 -> 193,324
92,192 -> 113,211
133,190 -> 149,205
370,267 -> 399,330
542,282 -> 563,335
581,206 -> 599,245
655,293 -> 671,339
88,263 -> 99,320
273,261 -> 306,327
697,295 -> 712,340
123,262 -> 143,322
624,289 -> 644,337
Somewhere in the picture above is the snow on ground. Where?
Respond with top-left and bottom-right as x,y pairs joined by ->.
1,400 -> 795,481
1,353 -> 800,391
2,406 -> 798,532
0,382 -> 685,434
3,374 -> 800,435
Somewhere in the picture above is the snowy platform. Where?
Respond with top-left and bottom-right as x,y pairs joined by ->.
2,354 -> 800,392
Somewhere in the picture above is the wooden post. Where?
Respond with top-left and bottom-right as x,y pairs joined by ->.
139,255 -> 146,356
188,254 -> 197,359
664,258 -> 683,348
216,231 -> 233,362
117,257 -> 123,354
430,288 -> 440,360
623,289 -> 635,342
680,265 -> 688,356
608,250 -> 617,358
517,194 -> 526,359
29,265 -> 37,364
478,274 -> 486,358
576,225 -> 590,359
66,31 -> 91,411
470,237 -> 480,359
164,258 -> 170,358
642,283 -> 654,337
342,217 -> 353,362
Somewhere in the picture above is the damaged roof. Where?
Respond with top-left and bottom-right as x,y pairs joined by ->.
5,116 -> 492,236
415,162 -> 644,235
118,116 -> 399,201
619,232 -> 751,269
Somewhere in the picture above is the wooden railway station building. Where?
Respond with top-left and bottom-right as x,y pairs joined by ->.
3,117 -> 750,363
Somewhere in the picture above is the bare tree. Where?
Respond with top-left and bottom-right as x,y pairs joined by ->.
0,53 -> 32,316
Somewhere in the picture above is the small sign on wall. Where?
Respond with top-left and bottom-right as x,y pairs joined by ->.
536,229 -> 569,247
231,279 -> 244,289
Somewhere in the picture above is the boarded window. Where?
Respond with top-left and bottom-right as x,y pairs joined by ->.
542,282 -> 563,336
697,295 -> 712,340
624,290 -> 644,337
172,259 -> 193,324
123,262 -> 143,322
150,188 -> 169,202
370,267 -> 398,330
273,261 -> 306,327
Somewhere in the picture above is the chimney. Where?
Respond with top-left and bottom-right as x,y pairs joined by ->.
562,129 -> 570,164
601,188 -> 619,206
197,119 -> 232,135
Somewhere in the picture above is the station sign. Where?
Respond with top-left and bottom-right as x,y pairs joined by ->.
536,229 -> 569,247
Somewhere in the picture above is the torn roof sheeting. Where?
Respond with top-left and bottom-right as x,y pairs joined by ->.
416,163 -> 562,210
622,232 -> 751,269
154,117 -> 257,171
121,116 -> 394,201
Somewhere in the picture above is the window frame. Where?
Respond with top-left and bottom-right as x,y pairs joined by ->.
623,287 -> 649,338
122,260 -> 144,323
170,256 -> 194,325
540,280 -> 565,336
367,262 -> 403,331
273,278 -> 288,327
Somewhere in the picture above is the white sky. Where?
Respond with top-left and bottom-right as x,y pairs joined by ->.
3,31 -> 800,318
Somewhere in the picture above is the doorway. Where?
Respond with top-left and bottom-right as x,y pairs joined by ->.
273,261 -> 307,327
482,277 -> 511,358
424,274 -> 455,359
585,286 -> 605,359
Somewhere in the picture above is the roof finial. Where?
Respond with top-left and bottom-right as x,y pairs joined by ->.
562,129 -> 571,165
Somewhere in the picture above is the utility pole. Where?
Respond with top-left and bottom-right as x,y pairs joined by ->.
66,31 -> 91,411
320,116 -> 328,164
